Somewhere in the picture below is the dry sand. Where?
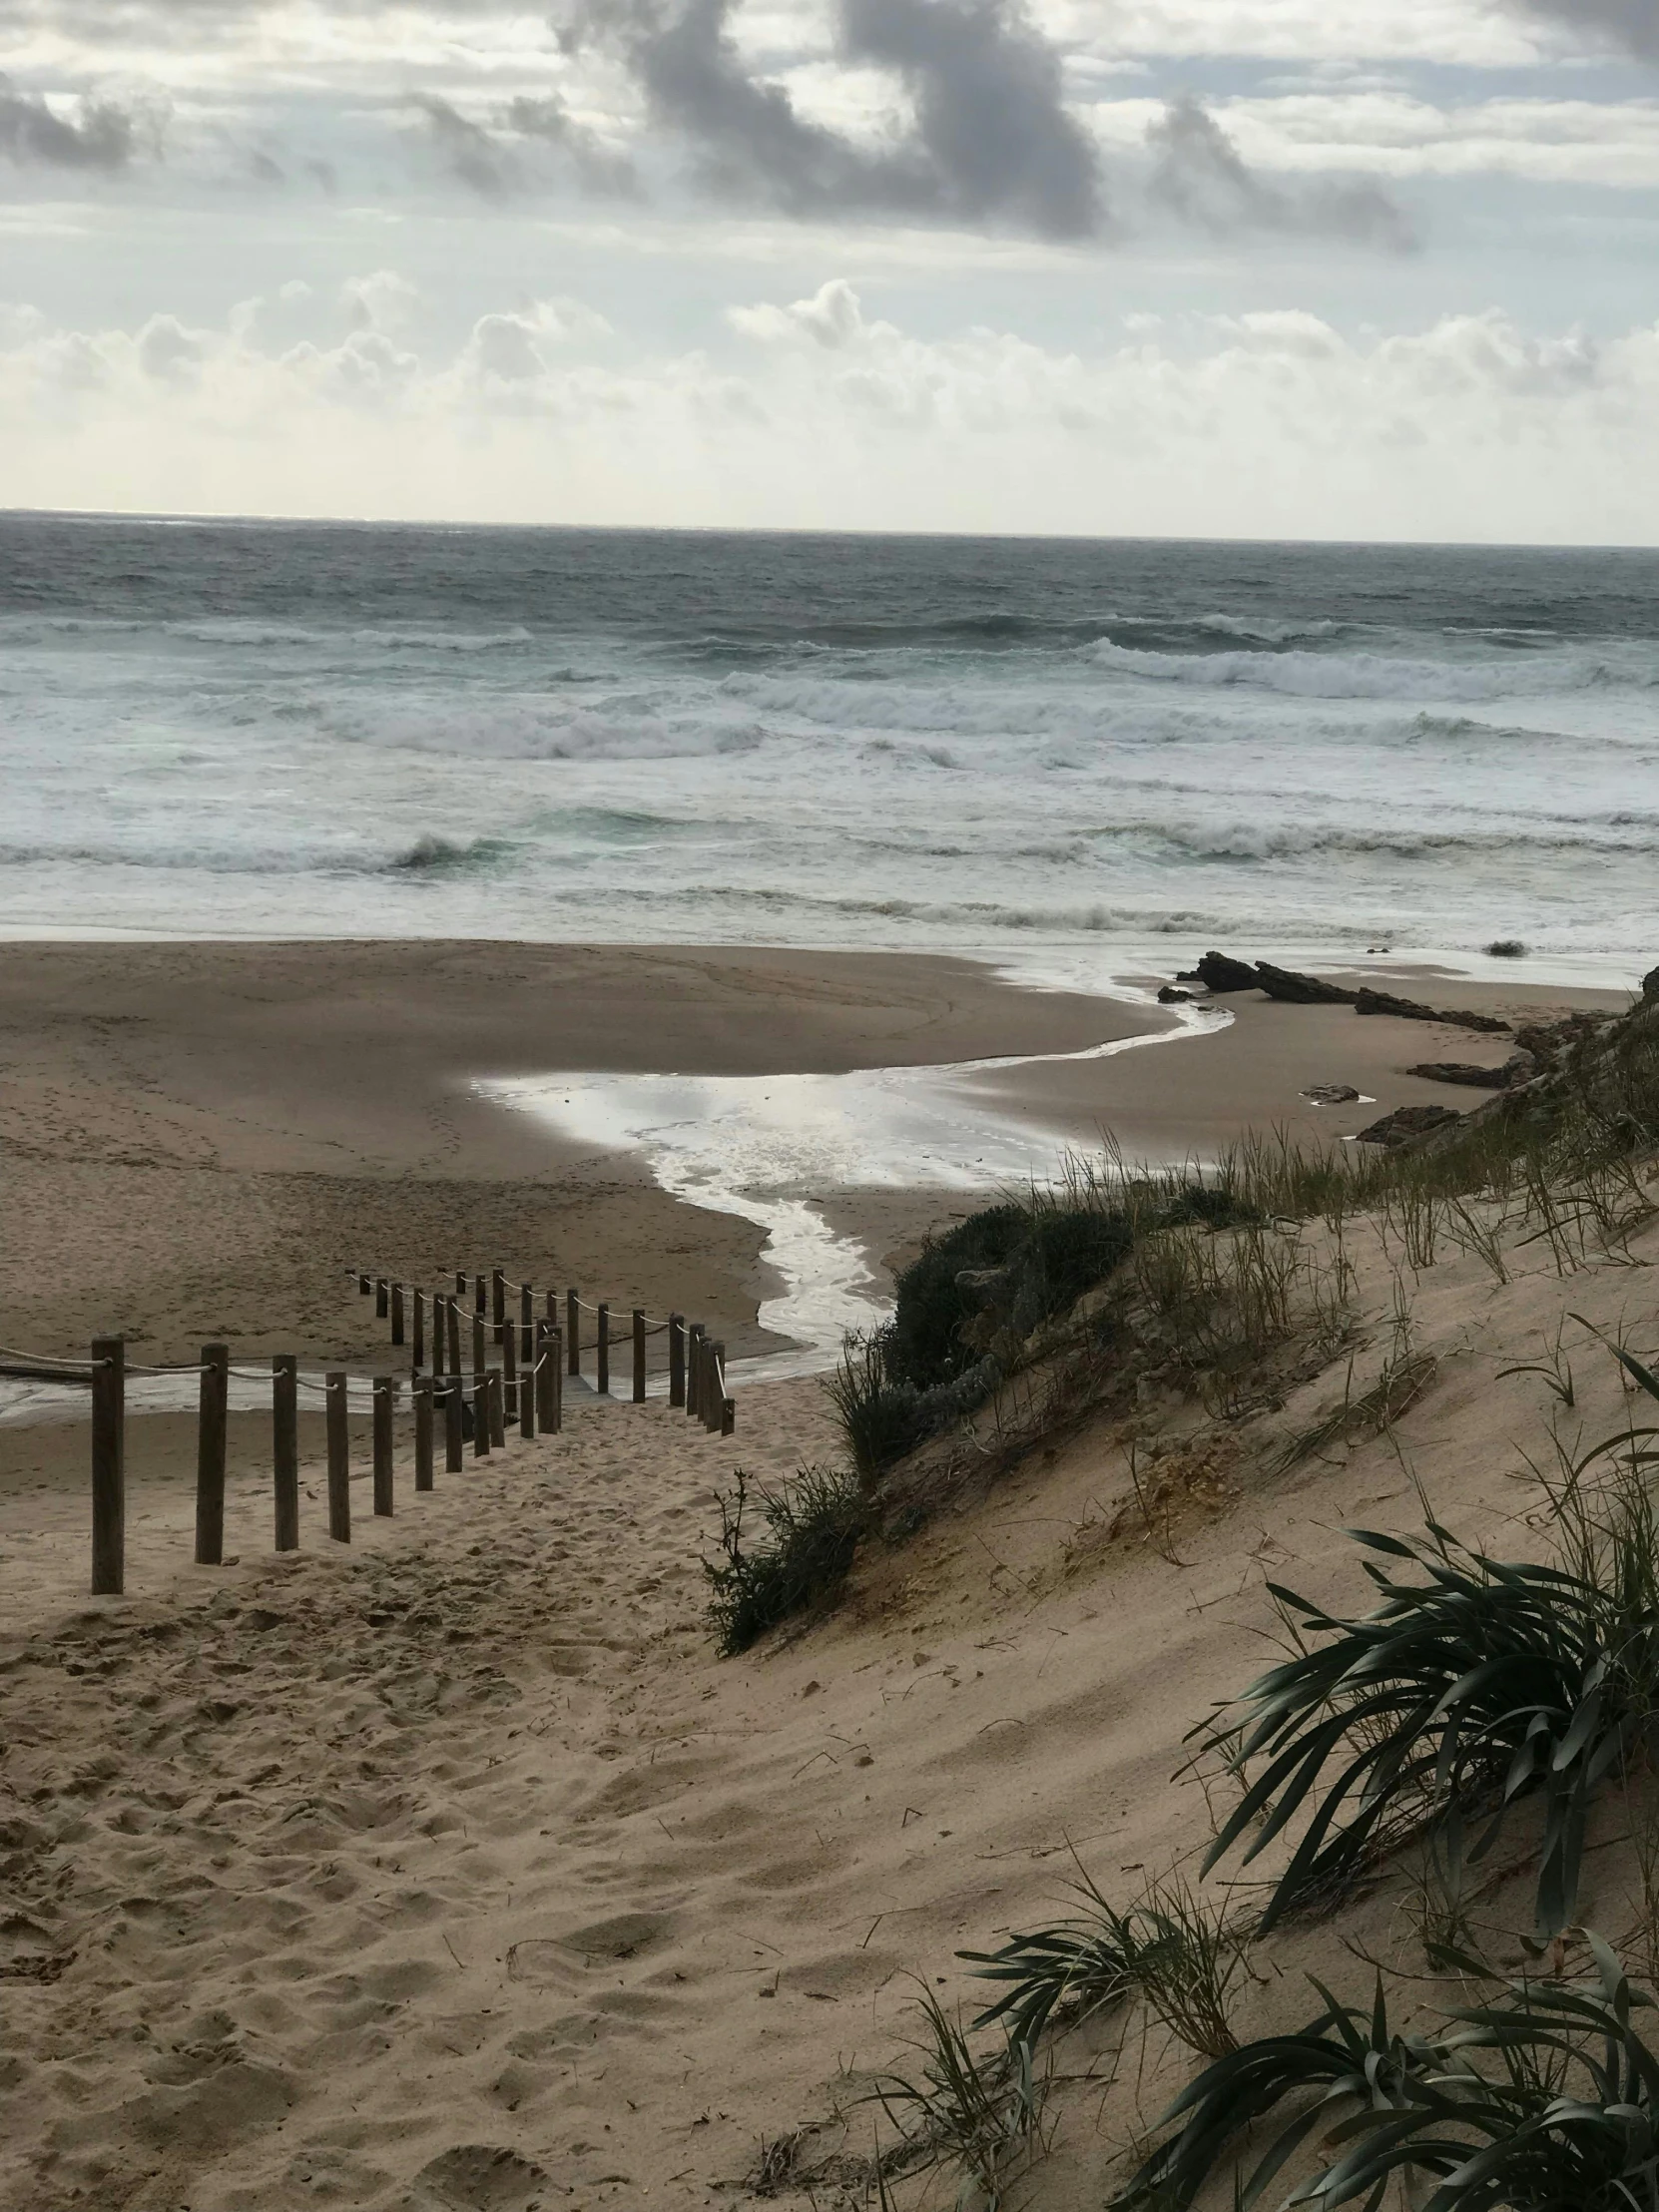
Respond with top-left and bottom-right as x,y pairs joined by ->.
3,1181 -> 1658,2210
1,938 -> 1650,2211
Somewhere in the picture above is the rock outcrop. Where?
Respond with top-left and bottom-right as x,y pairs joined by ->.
1195,951 -> 1261,993
1354,987 -> 1511,1035
1356,1104 -> 1464,1147
1252,962 -> 1359,1006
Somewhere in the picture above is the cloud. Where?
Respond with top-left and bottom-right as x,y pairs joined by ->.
1148,97 -> 1416,249
413,94 -> 513,200
502,94 -> 642,196
0,74 -> 149,170
5,284 -> 1658,542
565,0 -> 1106,238
1502,0 -> 1659,59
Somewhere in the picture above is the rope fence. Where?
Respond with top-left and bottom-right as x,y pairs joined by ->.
2,1257 -> 740,1600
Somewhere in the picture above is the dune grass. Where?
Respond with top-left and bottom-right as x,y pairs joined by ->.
703,1463 -> 865,1656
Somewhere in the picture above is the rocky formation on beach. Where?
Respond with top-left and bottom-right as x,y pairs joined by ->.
1408,1054 -> 1536,1089
1356,1103 -> 1465,1146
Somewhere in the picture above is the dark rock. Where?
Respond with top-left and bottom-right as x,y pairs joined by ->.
1175,969 -> 1203,983
1355,1104 -> 1464,1147
1253,961 -> 1359,1006
1484,939 -> 1528,958
1354,987 -> 1511,1035
1303,1083 -> 1361,1105
1157,985 -> 1192,1004
1515,1013 -> 1610,1060
1195,951 -> 1261,993
1407,1061 -> 1514,1088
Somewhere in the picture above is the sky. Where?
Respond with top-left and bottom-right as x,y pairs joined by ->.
1,0 -> 1657,537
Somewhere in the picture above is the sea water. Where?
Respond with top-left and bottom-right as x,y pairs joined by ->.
6,514 -> 1653,1382
3,513 -> 1656,967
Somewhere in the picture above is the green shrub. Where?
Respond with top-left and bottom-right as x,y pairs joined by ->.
704,1464 -> 865,1656
883,1205 -> 1031,1390
1114,1936 -> 1659,2212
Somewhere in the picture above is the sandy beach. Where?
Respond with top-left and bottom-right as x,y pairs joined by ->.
0,934 -> 1650,2212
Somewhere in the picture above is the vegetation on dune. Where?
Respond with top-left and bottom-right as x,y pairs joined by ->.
702,1463 -> 865,1657
1114,1936 -> 1659,2212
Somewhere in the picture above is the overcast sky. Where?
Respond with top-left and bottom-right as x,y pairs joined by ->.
2,0 -> 1657,537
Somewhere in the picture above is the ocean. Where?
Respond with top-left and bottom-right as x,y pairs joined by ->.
3,512 -> 1656,977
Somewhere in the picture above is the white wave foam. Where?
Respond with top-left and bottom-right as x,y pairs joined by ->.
1085,641 -> 1648,701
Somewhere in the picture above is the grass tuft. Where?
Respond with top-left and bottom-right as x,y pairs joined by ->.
703,1464 -> 865,1657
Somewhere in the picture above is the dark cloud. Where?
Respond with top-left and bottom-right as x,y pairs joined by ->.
1505,0 -> 1659,57
1149,98 -> 1416,253
502,94 -> 641,195
0,73 -> 143,168
414,94 -> 512,200
839,0 -> 1101,239
563,0 -> 1105,239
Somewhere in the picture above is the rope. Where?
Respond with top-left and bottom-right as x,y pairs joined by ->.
0,1344 -> 108,1370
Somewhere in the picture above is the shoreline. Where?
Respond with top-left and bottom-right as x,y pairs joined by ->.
0,938 -> 1632,1423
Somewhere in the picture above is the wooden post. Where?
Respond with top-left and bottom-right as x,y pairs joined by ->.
519,1352 -> 536,1440
567,1288 -> 580,1378
475,1272 -> 487,1316
723,1393 -> 736,1437
501,1320 -> 517,1419
391,1283 -> 405,1348
194,1342 -> 230,1566
325,1374 -> 350,1542
488,1371 -> 506,1449
492,1267 -> 506,1328
705,1342 -> 724,1432
473,1375 -> 490,1458
597,1304 -> 610,1395
274,1355 -> 299,1551
444,1375 -> 464,1473
520,1281 -> 534,1363
472,1310 -> 486,1381
358,1272 -> 371,1295
633,1309 -> 647,1402
446,1296 -> 461,1376
372,1376 -> 394,1516
552,1327 -> 564,1433
376,1277 -> 389,1320
669,1315 -> 686,1408
455,1269 -> 468,1299
414,1377 -> 434,1491
412,1289 -> 425,1374
91,1337 -> 125,1596
687,1323 -> 706,1418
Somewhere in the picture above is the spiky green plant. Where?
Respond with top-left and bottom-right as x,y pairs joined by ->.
1197,1508 -> 1659,1938
867,1989 -> 1046,2210
1113,1935 -> 1659,2212
964,1868 -> 1250,2062
703,1464 -> 865,1656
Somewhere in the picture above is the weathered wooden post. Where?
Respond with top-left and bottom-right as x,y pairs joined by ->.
669,1315 -> 686,1408
687,1323 -> 706,1419
455,1270 -> 468,1299
519,1352 -> 536,1440
633,1309 -> 647,1402
445,1295 -> 461,1376
325,1374 -> 350,1542
475,1272 -> 487,1317
597,1304 -> 610,1395
473,1374 -> 490,1458
412,1289 -> 425,1375
501,1320 -> 517,1419
376,1277 -> 389,1320
567,1288 -> 580,1378
488,1371 -> 505,1449
195,1342 -> 230,1566
492,1268 -> 506,1329
274,1354 -> 299,1552
372,1376 -> 394,1516
723,1392 -> 736,1437
705,1343 -> 725,1432
414,1376 -> 434,1491
444,1375 -> 464,1473
552,1326 -> 564,1433
533,1322 -> 551,1430
91,1337 -> 125,1596
520,1281 -> 534,1364
391,1283 -> 405,1348
472,1310 -> 486,1382
358,1272 -> 371,1295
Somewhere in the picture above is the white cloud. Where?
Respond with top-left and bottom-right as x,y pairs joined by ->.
2,279 -> 1655,541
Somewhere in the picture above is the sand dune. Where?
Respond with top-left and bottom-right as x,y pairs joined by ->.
5,1188 -> 1658,2209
